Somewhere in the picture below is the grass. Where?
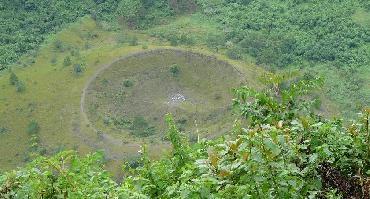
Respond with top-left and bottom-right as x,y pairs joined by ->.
2,12 -> 363,177
84,49 -> 245,141
353,8 -> 370,27
0,16 -> 264,175
1,12 -> 362,177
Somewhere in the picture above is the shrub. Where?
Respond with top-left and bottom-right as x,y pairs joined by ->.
169,64 -> 180,77
9,72 -> 19,85
27,121 -> 40,135
101,78 -> 109,86
9,72 -> 26,92
73,64 -> 84,75
125,155 -> 143,169
123,80 -> 134,87
84,42 -> 91,49
113,116 -> 131,129
70,48 -> 80,57
15,80 -> 26,92
63,56 -> 72,66
130,116 -> 155,137
168,36 -> 178,46
54,40 -> 64,52
103,116 -> 111,126
0,127 -> 8,134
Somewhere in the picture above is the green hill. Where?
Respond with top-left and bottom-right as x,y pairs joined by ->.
0,0 -> 369,198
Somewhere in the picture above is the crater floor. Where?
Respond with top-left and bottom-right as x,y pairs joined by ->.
84,49 -> 245,141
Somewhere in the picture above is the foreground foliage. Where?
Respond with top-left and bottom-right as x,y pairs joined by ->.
1,76 -> 369,198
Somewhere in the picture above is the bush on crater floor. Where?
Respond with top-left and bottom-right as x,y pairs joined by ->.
63,56 -> 72,66
130,116 -> 156,137
0,127 -> 8,134
112,116 -> 131,129
27,120 -> 40,135
169,64 -> 180,77
122,79 -> 134,88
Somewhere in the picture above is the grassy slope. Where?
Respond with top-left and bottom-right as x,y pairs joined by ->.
354,8 -> 370,114
0,16 -> 264,174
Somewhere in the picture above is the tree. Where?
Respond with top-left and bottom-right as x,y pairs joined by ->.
63,56 -> 72,66
9,72 -> 19,85
169,64 -> 180,77
73,64 -> 84,75
15,80 -> 26,92
116,0 -> 142,27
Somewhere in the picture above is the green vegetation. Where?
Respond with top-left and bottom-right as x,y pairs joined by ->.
123,79 -> 134,88
27,121 -> 40,135
206,33 -> 225,52
142,43 -> 149,50
1,77 -> 369,198
128,36 -> 139,46
0,0 -> 369,198
146,0 -> 370,116
199,0 -> 370,67
84,49 -> 244,141
169,64 -> 180,77
73,63 -> 84,75
9,72 -> 18,86
0,127 -> 7,134
1,0 -> 90,70
0,0 -> 195,70
197,0 -> 370,115
9,72 -> 25,92
63,56 -> 72,67
130,116 -> 156,137
15,80 -> 26,93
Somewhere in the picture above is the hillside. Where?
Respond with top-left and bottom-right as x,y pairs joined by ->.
0,0 -> 369,198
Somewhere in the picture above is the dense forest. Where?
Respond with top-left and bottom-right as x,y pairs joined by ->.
0,0 -> 369,198
1,0 -> 369,115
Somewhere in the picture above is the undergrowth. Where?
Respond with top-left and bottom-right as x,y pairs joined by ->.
1,75 -> 369,198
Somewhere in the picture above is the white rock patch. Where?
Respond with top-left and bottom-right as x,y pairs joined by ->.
168,93 -> 186,105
